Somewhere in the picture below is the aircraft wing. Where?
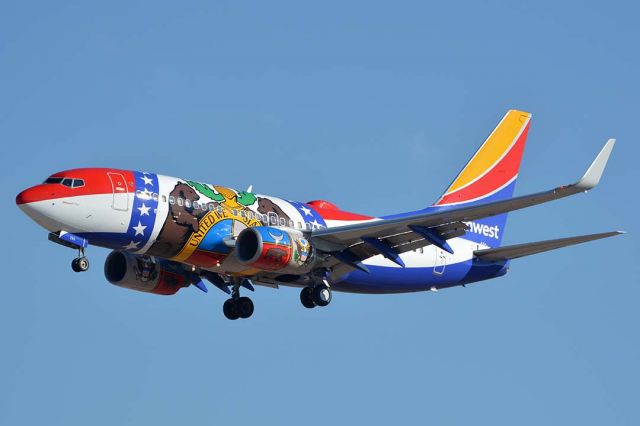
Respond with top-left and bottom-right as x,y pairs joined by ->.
310,139 -> 615,269
473,231 -> 623,261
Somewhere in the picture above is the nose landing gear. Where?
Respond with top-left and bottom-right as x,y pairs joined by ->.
71,246 -> 90,273
48,232 -> 90,273
71,256 -> 90,272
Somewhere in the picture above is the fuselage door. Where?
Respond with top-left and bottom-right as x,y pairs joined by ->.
107,172 -> 129,211
433,248 -> 446,275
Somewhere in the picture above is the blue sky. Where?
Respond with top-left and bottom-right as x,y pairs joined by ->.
1,1 -> 638,424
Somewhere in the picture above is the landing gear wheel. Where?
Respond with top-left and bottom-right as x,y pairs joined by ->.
236,297 -> 254,319
71,257 -> 89,272
300,287 -> 316,309
223,299 -> 239,320
312,284 -> 332,307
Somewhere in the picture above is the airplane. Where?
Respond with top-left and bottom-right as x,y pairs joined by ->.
16,110 -> 623,320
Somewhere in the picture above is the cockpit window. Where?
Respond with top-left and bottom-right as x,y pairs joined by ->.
44,176 -> 85,188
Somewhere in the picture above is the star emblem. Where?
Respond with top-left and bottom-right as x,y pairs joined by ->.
122,240 -> 140,250
138,203 -> 150,216
141,174 -> 153,186
300,205 -> 312,216
132,221 -> 147,236
311,219 -> 321,228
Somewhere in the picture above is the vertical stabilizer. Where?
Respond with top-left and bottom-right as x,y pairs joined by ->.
434,110 -> 532,247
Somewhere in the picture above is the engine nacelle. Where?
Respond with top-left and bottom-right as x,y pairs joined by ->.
104,251 -> 194,295
235,226 -> 314,272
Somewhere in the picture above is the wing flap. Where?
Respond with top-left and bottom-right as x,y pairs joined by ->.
474,231 -> 624,261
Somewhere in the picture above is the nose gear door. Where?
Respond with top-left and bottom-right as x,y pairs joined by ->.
107,172 -> 129,211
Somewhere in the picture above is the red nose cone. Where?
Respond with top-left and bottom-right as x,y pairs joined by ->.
16,185 -> 57,205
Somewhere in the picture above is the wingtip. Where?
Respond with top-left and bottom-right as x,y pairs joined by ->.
576,138 -> 616,190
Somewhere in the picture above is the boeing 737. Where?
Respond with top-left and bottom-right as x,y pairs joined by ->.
16,110 -> 622,319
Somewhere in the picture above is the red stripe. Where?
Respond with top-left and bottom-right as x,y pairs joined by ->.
16,168 -> 134,204
315,209 -> 374,221
307,200 -> 374,221
437,123 -> 529,206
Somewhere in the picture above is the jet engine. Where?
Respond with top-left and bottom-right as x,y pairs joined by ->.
104,251 -> 195,295
235,226 -> 314,272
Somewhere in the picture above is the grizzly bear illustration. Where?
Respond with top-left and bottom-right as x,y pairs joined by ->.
265,248 -> 288,263
257,197 -> 290,224
147,183 -> 205,258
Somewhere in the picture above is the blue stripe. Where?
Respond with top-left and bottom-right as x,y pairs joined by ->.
334,259 -> 509,294
78,171 -> 159,251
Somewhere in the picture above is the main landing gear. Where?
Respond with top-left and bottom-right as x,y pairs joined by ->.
223,279 -> 254,320
300,284 -> 332,309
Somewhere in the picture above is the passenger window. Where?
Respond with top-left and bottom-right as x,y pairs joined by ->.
232,209 -> 238,216
288,220 -> 294,228
152,193 -> 159,202
193,201 -> 200,210
217,206 -> 223,213
169,196 -> 175,205
305,223 -> 312,231
162,195 -> 167,202
136,190 -> 142,198
297,222 -> 302,229
209,204 -> 215,211
419,247 -> 424,254
185,199 -> 192,208
269,213 -> 278,225
177,198 -> 184,206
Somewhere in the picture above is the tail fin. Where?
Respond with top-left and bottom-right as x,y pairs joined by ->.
434,109 -> 532,247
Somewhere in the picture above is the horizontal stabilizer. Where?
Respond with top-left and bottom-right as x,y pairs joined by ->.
474,231 -> 624,261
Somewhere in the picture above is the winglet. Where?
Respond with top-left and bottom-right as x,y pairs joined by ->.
576,139 -> 615,190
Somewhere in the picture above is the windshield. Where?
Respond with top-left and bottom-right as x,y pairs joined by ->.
43,177 -> 85,188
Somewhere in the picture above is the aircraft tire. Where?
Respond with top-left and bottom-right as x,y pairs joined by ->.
300,287 -> 316,309
236,297 -> 254,319
223,299 -> 239,320
312,284 -> 332,307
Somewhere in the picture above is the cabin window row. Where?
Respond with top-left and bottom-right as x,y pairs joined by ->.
135,190 -> 325,230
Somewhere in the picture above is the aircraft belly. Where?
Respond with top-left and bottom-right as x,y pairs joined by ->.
334,260 -> 508,294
